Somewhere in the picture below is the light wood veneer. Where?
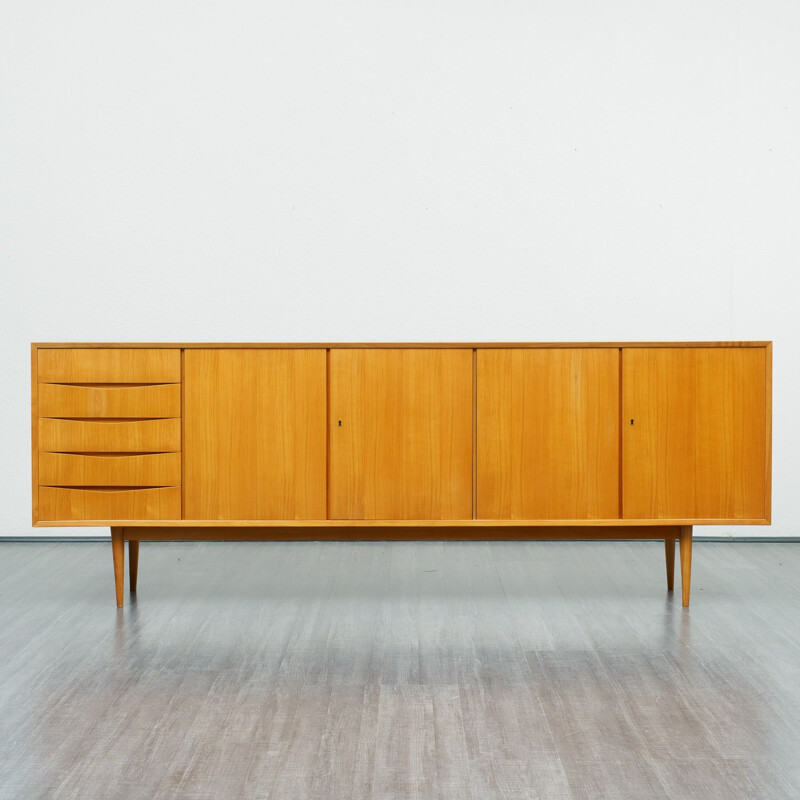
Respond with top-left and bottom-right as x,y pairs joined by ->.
38,383 -> 180,418
477,348 -> 619,520
183,349 -> 327,520
328,349 -> 473,520
31,342 -> 772,607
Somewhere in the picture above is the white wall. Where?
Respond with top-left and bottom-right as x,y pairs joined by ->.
1,0 -> 798,538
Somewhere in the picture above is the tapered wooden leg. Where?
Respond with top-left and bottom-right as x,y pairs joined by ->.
679,525 -> 693,607
129,540 -> 139,592
111,527 -> 125,608
665,537 -> 676,591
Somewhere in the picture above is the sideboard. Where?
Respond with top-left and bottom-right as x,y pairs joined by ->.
31,342 -> 772,607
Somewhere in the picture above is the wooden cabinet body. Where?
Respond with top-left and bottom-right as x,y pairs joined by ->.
31,342 -> 772,606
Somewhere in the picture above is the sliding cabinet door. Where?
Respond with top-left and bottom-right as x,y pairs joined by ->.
622,347 -> 768,520
328,349 -> 473,520
477,348 -> 619,520
184,349 -> 326,519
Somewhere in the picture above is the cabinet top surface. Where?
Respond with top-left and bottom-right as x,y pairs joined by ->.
32,341 -> 771,349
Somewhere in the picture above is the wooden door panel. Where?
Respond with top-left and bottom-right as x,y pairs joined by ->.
328,349 -> 473,520
183,349 -> 326,520
477,348 -> 619,520
622,347 -> 767,519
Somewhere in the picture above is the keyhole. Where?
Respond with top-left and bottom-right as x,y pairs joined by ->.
338,420 -> 342,427
630,419 -> 634,425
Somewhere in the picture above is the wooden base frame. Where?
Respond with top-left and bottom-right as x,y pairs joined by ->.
110,525 -> 694,608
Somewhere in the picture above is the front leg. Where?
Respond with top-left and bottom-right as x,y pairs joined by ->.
111,527 -> 125,608
679,525 -> 693,607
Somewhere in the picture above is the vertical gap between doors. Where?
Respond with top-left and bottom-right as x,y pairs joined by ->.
618,347 -> 623,520
472,348 -> 477,520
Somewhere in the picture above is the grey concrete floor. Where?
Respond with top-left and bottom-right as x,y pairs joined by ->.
0,540 -> 798,799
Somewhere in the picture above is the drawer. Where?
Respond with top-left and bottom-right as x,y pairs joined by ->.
38,383 -> 180,418
38,348 -> 181,383
39,418 -> 181,452
39,486 -> 181,521
40,452 -> 181,486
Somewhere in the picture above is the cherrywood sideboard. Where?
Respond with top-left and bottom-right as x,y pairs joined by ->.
31,342 -> 772,607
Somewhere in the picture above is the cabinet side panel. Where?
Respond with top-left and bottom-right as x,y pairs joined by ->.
477,348 -> 619,520
765,342 -> 772,522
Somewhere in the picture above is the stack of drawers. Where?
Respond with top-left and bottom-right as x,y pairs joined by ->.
35,349 -> 182,521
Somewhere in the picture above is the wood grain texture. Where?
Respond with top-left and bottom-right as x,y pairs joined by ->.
33,341 -> 772,349
622,347 -> 768,520
328,349 -> 473,520
183,349 -> 327,520
39,418 -> 181,453
111,527 -> 124,606
680,525 -> 693,606
39,487 -> 180,521
39,452 -> 181,487
33,517 -> 769,527
29,342 -> 771,530
38,383 -> 180,418
31,345 -> 38,524
765,342 -> 773,522
38,348 -> 180,383
118,525 -> 682,541
477,348 -> 619,520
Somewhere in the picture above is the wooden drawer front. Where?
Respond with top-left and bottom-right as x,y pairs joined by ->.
40,452 -> 181,487
39,487 -> 180,520
39,418 -> 181,452
38,383 -> 180,418
38,349 -> 180,383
